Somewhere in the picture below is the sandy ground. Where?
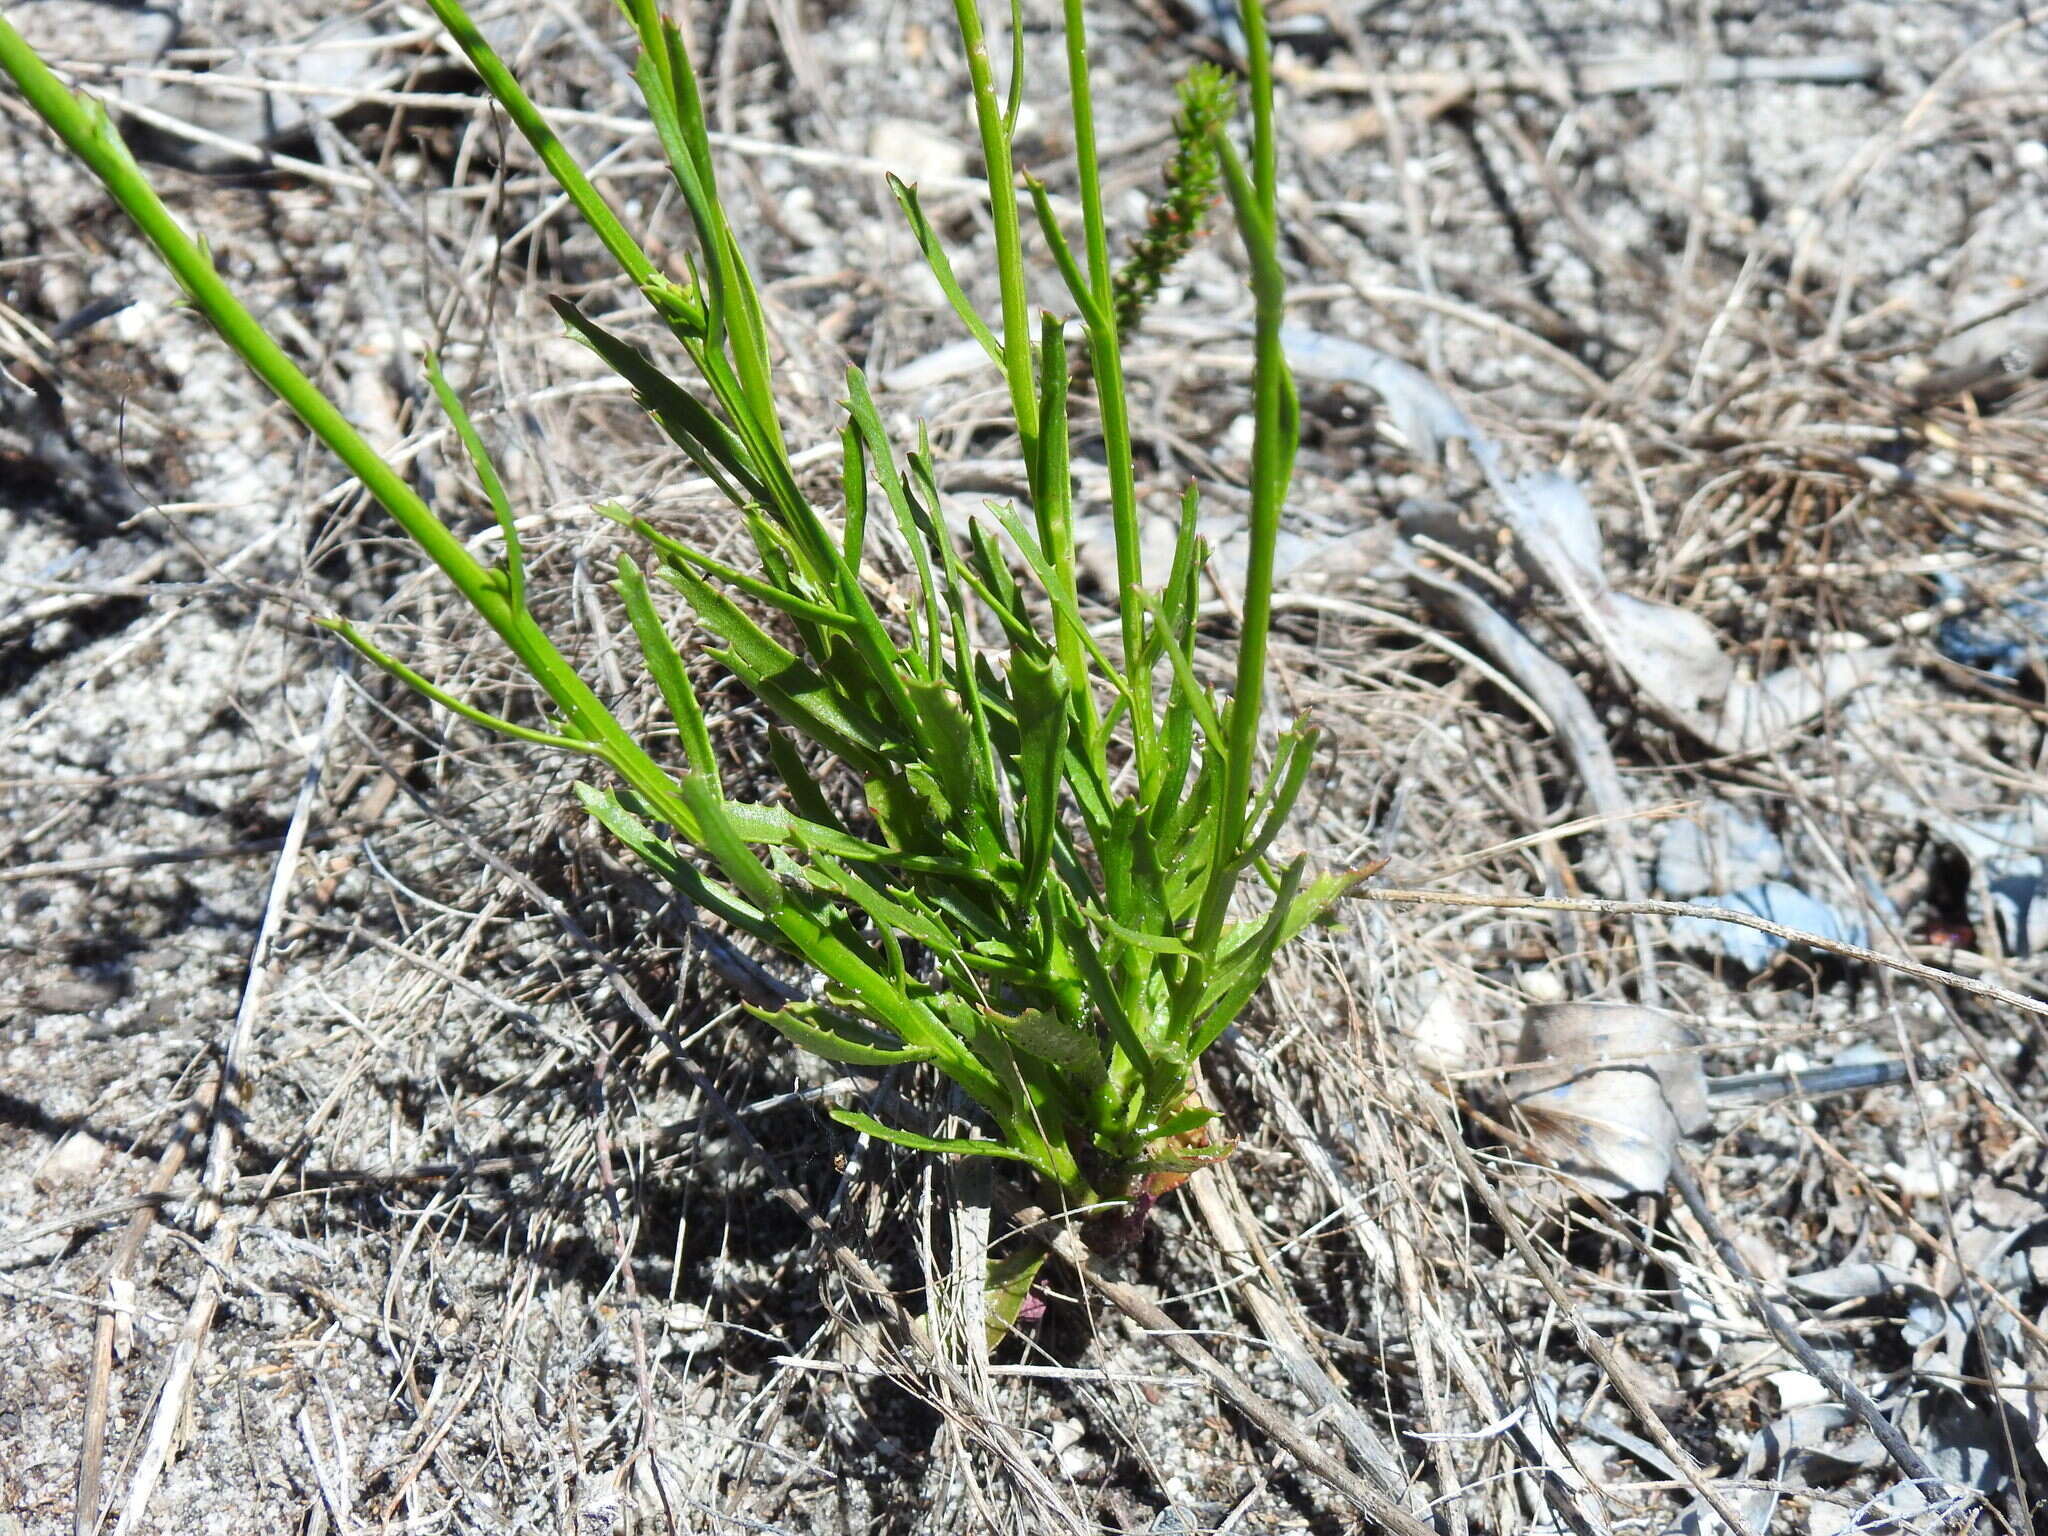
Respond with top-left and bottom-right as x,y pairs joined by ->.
6,0 -> 2048,1531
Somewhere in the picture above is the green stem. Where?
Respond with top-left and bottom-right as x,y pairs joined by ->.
423,0 -> 661,293
1057,0 -> 1153,769
1188,0 -> 1291,959
950,0 -> 1039,471
1059,0 -> 1112,311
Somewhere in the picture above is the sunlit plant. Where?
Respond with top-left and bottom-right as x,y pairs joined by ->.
0,0 -> 1351,1221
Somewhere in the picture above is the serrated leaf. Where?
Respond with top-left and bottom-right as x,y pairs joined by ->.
550,297 -> 765,506
904,675 -> 979,828
799,848 -> 959,958
987,1006 -> 1105,1086
1007,650 -> 1067,904
659,556 -> 901,770
749,1000 -> 934,1066
1052,907 -> 1159,1084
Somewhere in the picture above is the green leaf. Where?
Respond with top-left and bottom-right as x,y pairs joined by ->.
322,619 -> 598,755
965,517 -> 1027,630
1187,860 -> 1364,1056
1145,1104 -> 1217,1141
798,848 -> 959,959
651,529 -> 859,633
1156,743 -> 1223,869
1157,483 -> 1206,653
1052,907 -> 1158,1086
572,782 -> 774,942
659,557 -> 902,770
1094,797 -> 1141,918
1026,176 -> 1111,337
988,1006 -> 1106,1088
425,355 -> 523,611
682,772 -> 785,915
1089,907 -> 1195,958
766,731 -> 849,834
890,175 -> 1003,374
550,297 -> 766,507
1243,721 -> 1320,862
1007,650 -> 1068,906
987,500 -> 1130,696
904,675 -> 979,829
1138,591 -> 1226,745
985,1246 -> 1049,1350
616,554 -> 720,783
750,1000 -> 935,1066
841,423 -> 869,561
830,1108 -> 1040,1164
1031,310 -> 1073,561
1146,686 -> 1198,839
842,370 -> 945,674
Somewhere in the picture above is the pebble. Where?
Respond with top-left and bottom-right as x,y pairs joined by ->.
867,118 -> 969,183
35,1130 -> 108,1190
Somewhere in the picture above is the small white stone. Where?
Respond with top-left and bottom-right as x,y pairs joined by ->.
112,298 -> 164,344
108,1276 -> 137,1361
36,1131 -> 108,1190
868,119 -> 969,184
1883,1149 -> 1947,1202
1768,1369 -> 1829,1410
662,1301 -> 722,1355
2016,141 -> 2048,172
1408,976 -> 1474,1074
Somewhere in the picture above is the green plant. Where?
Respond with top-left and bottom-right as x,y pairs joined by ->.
0,0 -> 1353,1216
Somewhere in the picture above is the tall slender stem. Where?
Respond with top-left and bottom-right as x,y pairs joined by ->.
951,0 -> 1039,472
1189,0 -> 1293,957
1060,0 -> 1113,310
1057,0 -> 1153,764
424,0 -> 659,292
